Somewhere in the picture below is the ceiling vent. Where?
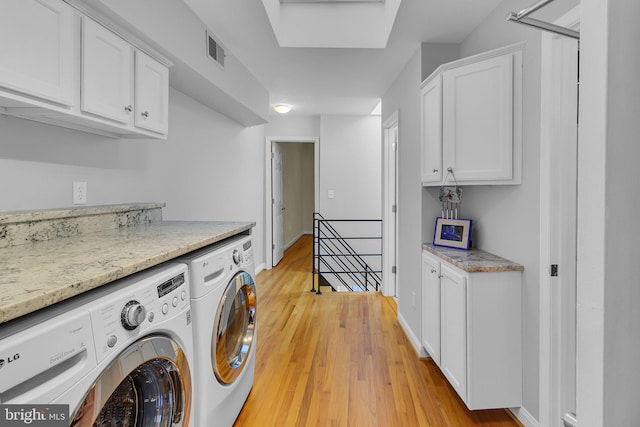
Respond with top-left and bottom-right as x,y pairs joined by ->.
206,30 -> 226,69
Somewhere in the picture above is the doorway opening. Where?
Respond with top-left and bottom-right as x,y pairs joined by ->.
265,136 -> 319,269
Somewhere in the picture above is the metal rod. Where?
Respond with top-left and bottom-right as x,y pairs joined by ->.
506,13 -> 580,40
514,0 -> 556,20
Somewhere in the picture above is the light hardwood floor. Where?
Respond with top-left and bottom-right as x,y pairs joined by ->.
234,234 -> 522,426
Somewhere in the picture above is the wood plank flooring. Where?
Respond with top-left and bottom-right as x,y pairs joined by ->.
234,234 -> 522,426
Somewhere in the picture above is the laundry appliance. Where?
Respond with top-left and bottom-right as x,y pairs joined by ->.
177,234 -> 257,427
0,263 -> 194,427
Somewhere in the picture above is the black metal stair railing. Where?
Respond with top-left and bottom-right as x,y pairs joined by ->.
311,212 -> 382,294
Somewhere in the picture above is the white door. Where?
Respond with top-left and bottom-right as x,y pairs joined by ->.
382,113 -> 399,297
0,0 -> 75,105
81,17 -> 133,124
389,125 -> 398,297
134,50 -> 169,134
540,9 -> 579,427
272,143 -> 285,266
550,38 -> 579,427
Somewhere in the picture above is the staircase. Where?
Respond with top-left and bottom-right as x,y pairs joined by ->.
311,213 -> 382,294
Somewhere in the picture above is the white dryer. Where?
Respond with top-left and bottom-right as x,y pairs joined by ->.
177,234 -> 257,427
0,263 -> 194,427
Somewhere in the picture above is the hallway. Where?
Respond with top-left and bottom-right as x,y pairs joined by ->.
234,234 -> 522,426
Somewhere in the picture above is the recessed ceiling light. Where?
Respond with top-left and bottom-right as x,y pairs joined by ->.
273,104 -> 292,114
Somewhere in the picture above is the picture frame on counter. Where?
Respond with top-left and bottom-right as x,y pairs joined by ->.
433,217 -> 472,250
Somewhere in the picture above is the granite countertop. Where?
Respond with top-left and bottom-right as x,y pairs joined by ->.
0,220 -> 254,324
423,243 -> 524,273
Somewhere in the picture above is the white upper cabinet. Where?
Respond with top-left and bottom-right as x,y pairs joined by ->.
0,0 -> 75,106
134,51 -> 169,134
82,17 -> 133,124
0,0 -> 171,139
420,43 -> 523,186
420,75 -> 443,184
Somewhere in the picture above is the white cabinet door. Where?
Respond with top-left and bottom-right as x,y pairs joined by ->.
442,54 -> 513,182
81,17 -> 133,124
0,0 -> 75,105
421,252 -> 441,365
420,75 -> 443,184
134,50 -> 169,134
440,263 -> 467,402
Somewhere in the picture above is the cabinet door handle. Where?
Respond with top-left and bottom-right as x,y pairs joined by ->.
141,111 -> 149,118
433,168 -> 438,173
430,269 -> 437,274
124,105 -> 133,113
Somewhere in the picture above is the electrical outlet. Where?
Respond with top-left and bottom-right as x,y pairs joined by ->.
73,181 -> 87,205
327,189 -> 335,199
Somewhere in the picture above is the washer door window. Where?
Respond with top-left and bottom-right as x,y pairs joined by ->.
70,335 -> 191,427
213,271 -> 257,385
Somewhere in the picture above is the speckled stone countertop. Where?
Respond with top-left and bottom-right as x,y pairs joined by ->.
0,218 -> 254,325
423,243 -> 524,273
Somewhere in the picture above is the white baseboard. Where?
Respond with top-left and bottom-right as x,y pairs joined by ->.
254,263 -> 266,275
509,406 -> 538,427
397,311 -> 428,358
284,231 -> 310,251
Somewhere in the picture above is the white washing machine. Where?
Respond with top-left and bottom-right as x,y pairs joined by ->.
177,234 -> 257,427
0,263 -> 194,427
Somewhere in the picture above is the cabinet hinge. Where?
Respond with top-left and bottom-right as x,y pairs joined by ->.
391,266 -> 397,274
272,243 -> 275,250
550,264 -> 559,277
391,204 -> 397,213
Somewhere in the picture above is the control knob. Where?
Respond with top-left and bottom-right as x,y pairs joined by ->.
232,249 -> 242,266
121,300 -> 146,330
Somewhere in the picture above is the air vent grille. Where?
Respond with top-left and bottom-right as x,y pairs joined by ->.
206,31 -> 225,69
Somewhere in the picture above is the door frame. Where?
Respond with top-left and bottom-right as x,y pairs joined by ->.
539,7 -> 580,427
382,110 -> 399,297
264,136 -> 320,269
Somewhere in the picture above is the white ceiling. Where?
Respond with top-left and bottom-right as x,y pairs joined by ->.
182,0 -> 504,116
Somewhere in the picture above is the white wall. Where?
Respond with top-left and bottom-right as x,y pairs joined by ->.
381,48 -> 422,339
579,0 -> 640,425
0,87 -> 266,269
318,115 -> 381,219
265,115 -> 321,138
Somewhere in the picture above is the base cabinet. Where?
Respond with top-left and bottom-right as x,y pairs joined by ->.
421,250 -> 522,410
421,252 -> 441,364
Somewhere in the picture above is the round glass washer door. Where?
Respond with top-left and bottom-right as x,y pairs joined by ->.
70,335 -> 191,427
212,271 -> 257,385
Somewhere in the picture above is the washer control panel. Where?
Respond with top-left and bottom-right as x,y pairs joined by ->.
89,265 -> 190,363
242,239 -> 254,265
